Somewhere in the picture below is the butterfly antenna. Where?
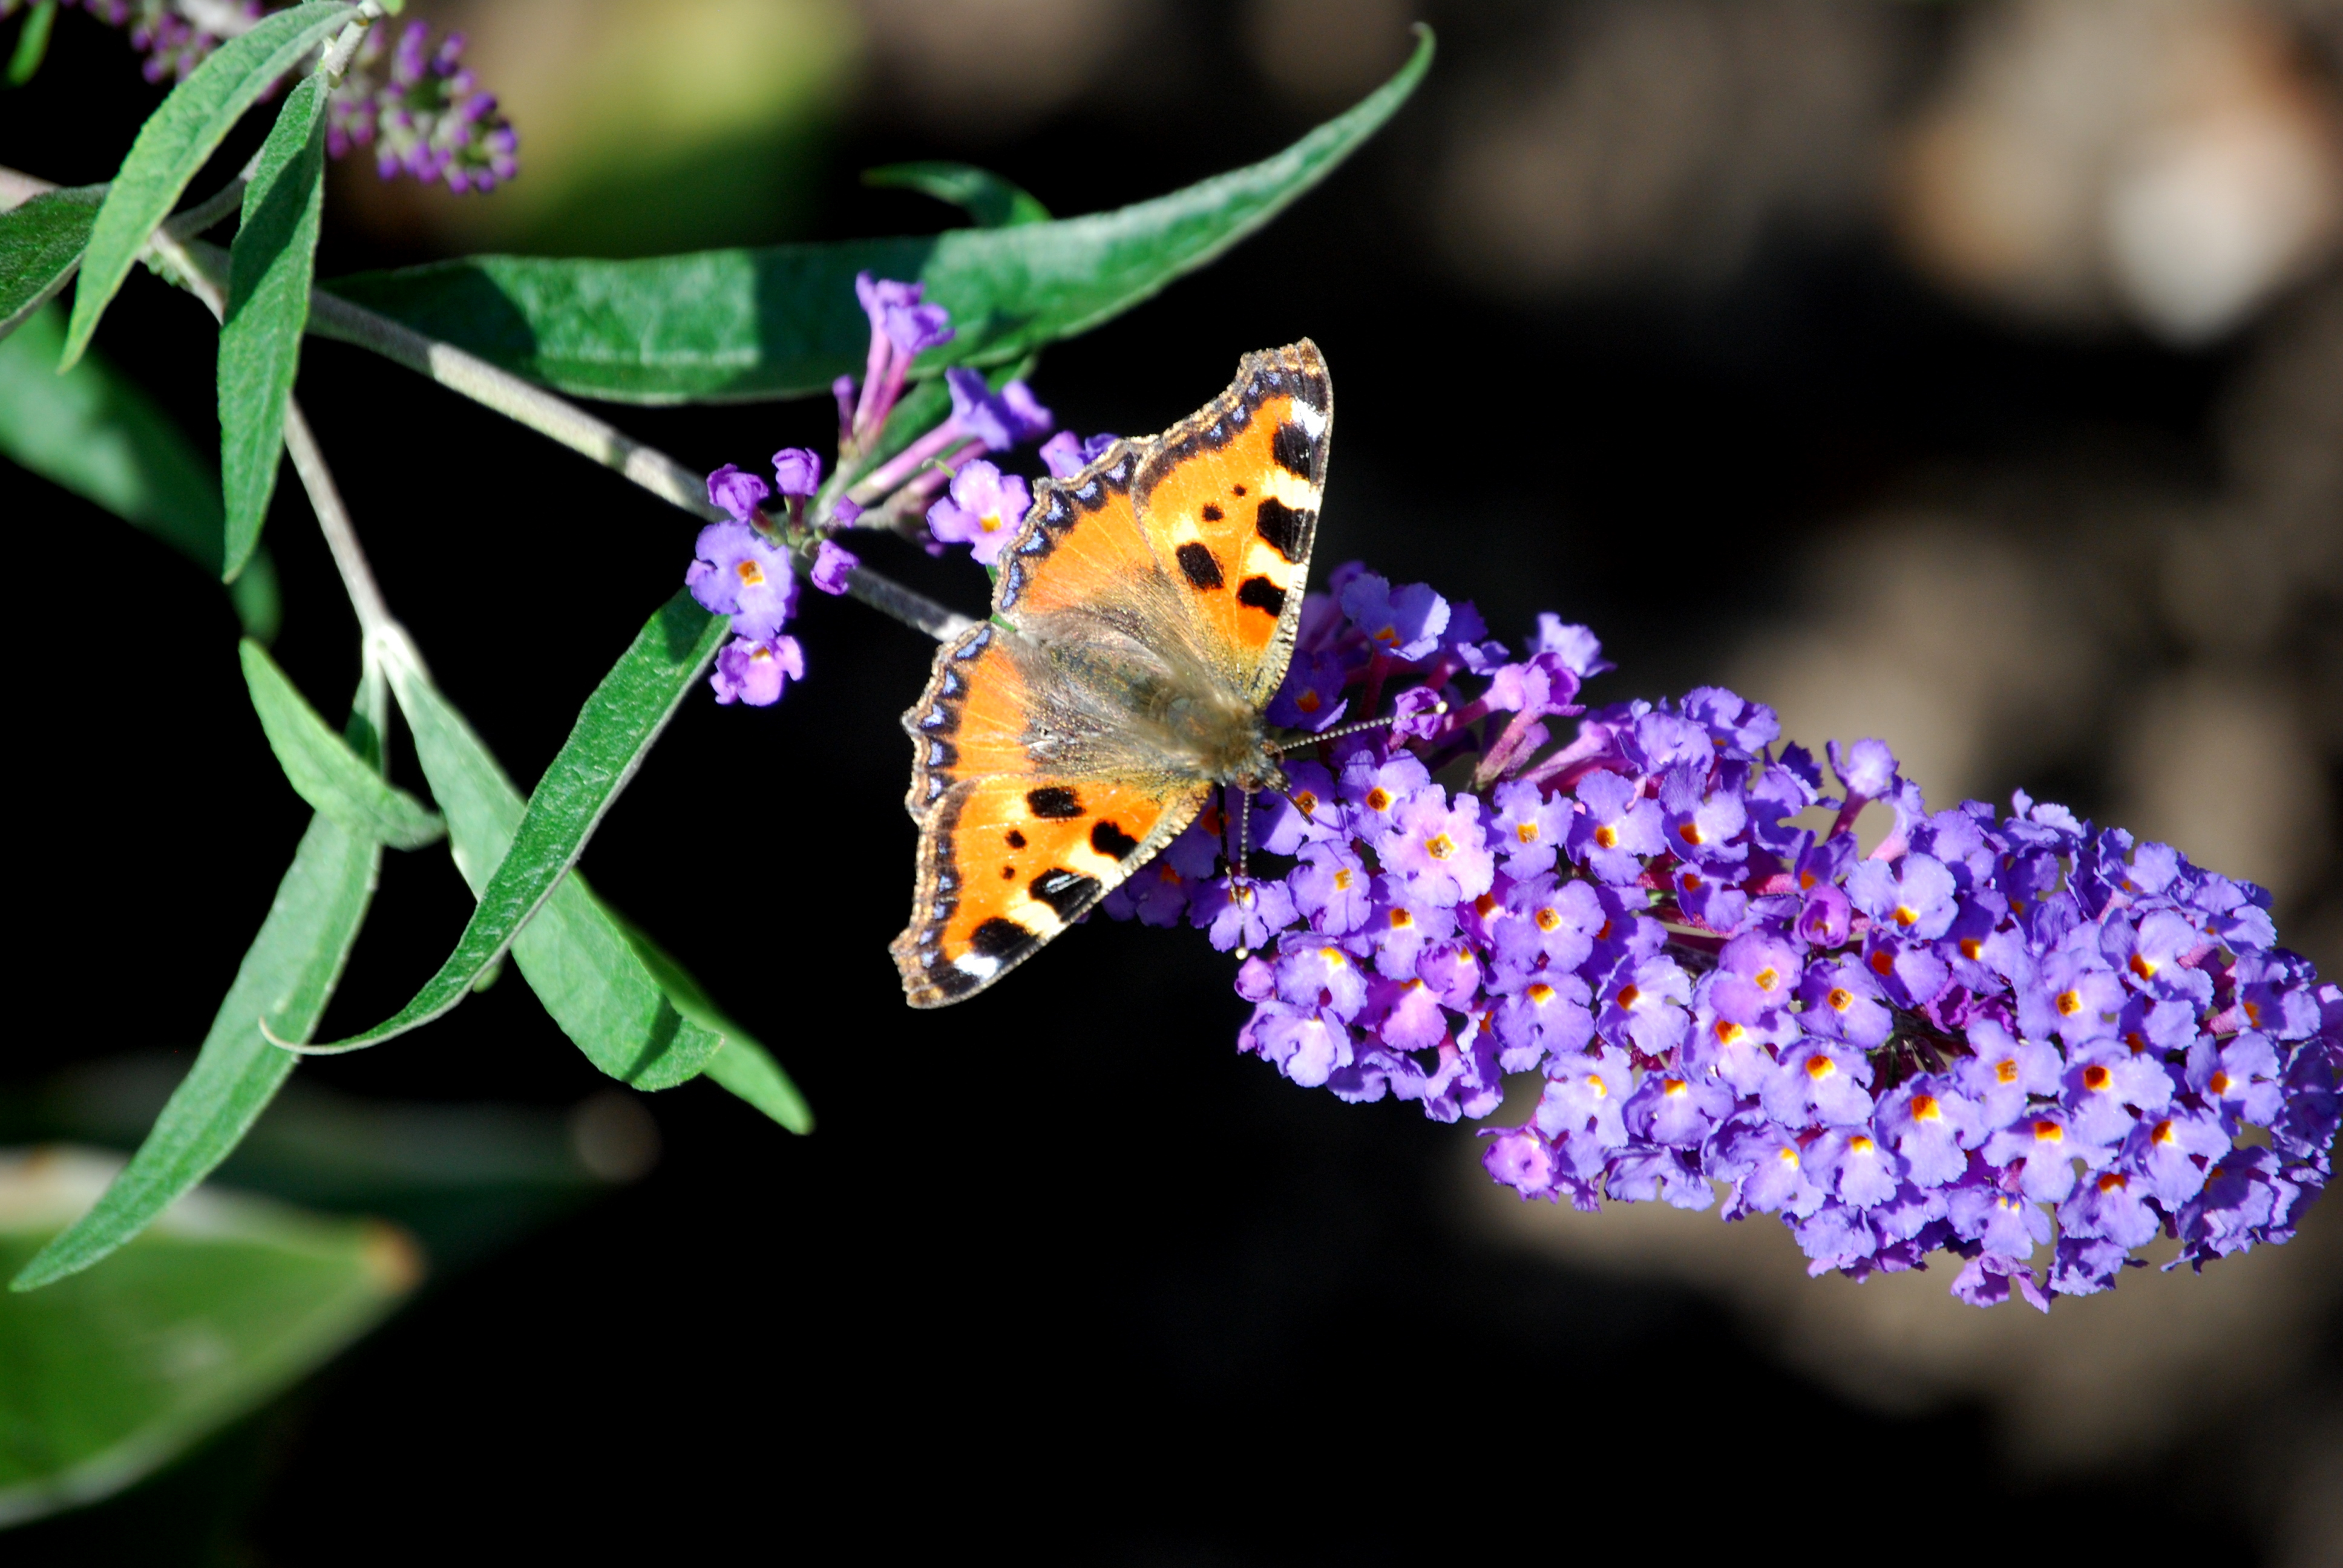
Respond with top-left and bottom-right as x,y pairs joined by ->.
1233,786 -> 1256,959
1269,701 -> 1446,756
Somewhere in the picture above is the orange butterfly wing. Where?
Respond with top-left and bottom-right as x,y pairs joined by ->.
894,341 -> 1331,1007
895,622 -> 1204,1007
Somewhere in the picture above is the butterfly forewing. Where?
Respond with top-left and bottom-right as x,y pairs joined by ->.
1132,341 -> 1329,704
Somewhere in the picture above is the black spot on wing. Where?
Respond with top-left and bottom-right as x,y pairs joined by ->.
1029,868 -> 1100,920
968,917 -> 1036,960
1026,786 -> 1083,818
1092,819 -> 1141,859
926,964 -> 982,1001
1237,577 -> 1287,616
1202,503 -> 1223,522
1254,497 -> 1312,564
1272,420 -> 1316,479
1176,542 -> 1225,591
1006,829 -> 1026,848
1000,865 -> 1015,879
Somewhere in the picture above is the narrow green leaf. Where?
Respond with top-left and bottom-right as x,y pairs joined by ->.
0,301 -> 279,639
5,1 -> 57,88
60,1 -> 354,368
0,183 -> 99,339
377,601 -> 729,1089
614,913 -> 813,1134
218,73 -> 327,581
863,161 -> 1050,229
0,1149 -> 416,1523
317,27 -> 1433,403
12,694 -> 387,1291
240,640 -> 443,851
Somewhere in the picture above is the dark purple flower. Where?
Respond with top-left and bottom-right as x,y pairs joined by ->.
1488,779 -> 1568,878
1796,958 -> 1893,1050
1596,955 -> 1692,1058
1761,1039 -> 1876,1129
706,463 -> 770,524
811,539 -> 859,596
1566,769 -> 1663,884
1874,1077 -> 1983,1187
771,448 -> 823,498
1847,853 -> 1958,940
945,368 -> 1053,452
2059,1168 -> 2162,1249
1289,840 -> 1373,935
1038,430 -> 1120,477
1339,573 -> 1450,661
1377,788 -> 1495,907
856,273 -> 953,355
1536,1045 -> 1636,1149
1341,751 -> 1430,841
1622,1070 -> 1735,1148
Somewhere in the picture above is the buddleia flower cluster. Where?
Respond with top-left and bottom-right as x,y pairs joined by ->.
690,273 -> 1107,706
8,1 -> 517,191
325,19 -> 517,192
1102,563 -> 2342,1308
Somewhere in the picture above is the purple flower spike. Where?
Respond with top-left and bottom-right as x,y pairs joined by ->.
926,460 -> 1033,567
1079,552 -> 2337,1307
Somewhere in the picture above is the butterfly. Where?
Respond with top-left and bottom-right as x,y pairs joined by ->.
893,340 -> 1331,1007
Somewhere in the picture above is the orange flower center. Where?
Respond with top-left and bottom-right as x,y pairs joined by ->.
1825,987 -> 1853,1012
1365,788 -> 1392,812
1426,834 -> 1457,860
2082,1064 -> 2111,1091
1594,825 -> 1619,849
1911,1094 -> 1941,1122
1616,984 -> 1642,1010
735,559 -> 765,587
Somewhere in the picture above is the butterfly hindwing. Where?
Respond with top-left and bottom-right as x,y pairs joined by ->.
897,621 -> 1210,1007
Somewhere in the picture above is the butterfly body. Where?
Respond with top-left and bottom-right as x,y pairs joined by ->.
895,341 -> 1330,1007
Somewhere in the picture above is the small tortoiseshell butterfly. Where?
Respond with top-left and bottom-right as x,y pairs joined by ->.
894,341 -> 1331,1007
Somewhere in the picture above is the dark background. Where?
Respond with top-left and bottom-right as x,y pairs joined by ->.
5,1 -> 2338,1561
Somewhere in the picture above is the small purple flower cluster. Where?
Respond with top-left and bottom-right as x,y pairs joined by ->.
326,19 -> 516,192
68,0 -> 252,83
1104,561 -> 2342,1308
53,2 -> 516,190
692,273 -> 1094,706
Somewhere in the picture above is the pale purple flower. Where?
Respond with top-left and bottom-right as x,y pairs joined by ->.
926,460 -> 1032,566
709,633 -> 803,707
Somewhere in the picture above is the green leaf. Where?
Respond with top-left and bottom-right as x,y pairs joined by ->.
316,27 -> 1432,403
0,301 -> 279,639
240,640 -> 443,851
13,694 -> 387,1292
0,182 -> 99,339
612,913 -> 813,1134
5,1 -> 56,89
60,1 -> 355,369
377,603 -> 729,1089
863,160 -> 1050,229
218,73 -> 327,582
0,1148 -> 416,1524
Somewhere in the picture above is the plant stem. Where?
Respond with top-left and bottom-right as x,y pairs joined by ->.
283,396 -> 399,644
0,161 -> 977,646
